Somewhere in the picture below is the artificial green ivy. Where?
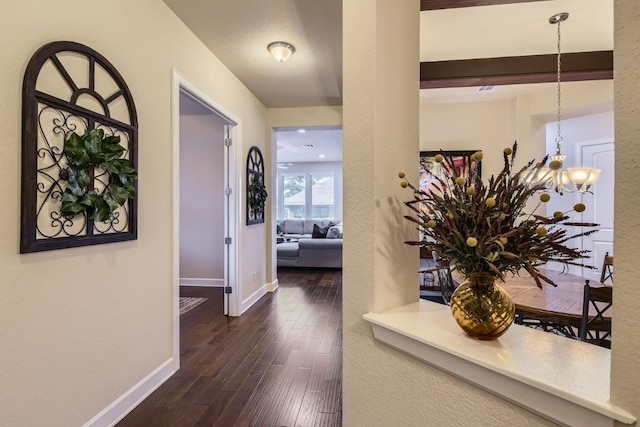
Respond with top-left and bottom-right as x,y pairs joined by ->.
59,128 -> 137,222
248,174 -> 268,216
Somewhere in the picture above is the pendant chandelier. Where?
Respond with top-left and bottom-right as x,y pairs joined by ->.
536,12 -> 601,194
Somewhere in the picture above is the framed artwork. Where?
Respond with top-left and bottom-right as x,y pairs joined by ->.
419,150 -> 481,194
20,41 -> 138,253
246,146 -> 267,225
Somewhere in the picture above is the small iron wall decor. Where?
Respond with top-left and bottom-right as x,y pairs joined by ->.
20,41 -> 138,253
246,146 -> 267,225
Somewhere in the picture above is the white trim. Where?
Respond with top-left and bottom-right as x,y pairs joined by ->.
171,68 -> 242,370
364,300 -> 635,427
82,359 -> 175,427
267,278 -> 279,292
179,278 -> 225,287
241,283 -> 268,314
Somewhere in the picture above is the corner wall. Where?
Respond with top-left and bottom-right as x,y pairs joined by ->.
611,0 -> 640,414
0,0 -> 267,425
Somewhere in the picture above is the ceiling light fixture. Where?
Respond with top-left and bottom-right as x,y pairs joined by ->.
297,129 -> 306,134
532,13 -> 600,194
267,41 -> 295,63
318,154 -> 326,159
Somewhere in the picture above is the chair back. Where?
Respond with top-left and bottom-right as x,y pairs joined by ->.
600,252 -> 614,284
579,279 -> 613,348
432,251 -> 456,305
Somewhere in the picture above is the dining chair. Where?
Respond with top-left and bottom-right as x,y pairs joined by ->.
600,252 -> 614,284
432,251 -> 457,305
579,279 -> 613,349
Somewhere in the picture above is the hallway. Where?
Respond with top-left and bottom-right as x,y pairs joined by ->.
118,268 -> 342,426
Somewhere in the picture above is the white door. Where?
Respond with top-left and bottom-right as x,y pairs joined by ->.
577,141 -> 614,281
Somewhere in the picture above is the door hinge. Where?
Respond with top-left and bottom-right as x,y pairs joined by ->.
224,138 -> 232,147
225,286 -> 232,294
224,187 -> 232,196
225,237 -> 232,245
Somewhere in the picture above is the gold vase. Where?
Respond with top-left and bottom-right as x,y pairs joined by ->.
449,272 -> 515,340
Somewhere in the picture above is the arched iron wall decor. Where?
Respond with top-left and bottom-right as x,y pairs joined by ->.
246,146 -> 267,225
20,41 -> 138,253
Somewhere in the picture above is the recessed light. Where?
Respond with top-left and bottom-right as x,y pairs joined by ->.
318,154 -> 326,159
297,129 -> 306,134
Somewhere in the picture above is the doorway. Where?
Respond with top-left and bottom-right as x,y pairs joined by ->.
171,69 -> 239,370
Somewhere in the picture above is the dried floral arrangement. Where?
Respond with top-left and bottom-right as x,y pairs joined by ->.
399,142 -> 598,287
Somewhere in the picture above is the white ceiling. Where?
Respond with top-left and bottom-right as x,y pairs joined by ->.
420,0 -> 613,61
165,0 -> 614,163
276,128 -> 343,164
163,0 -> 342,109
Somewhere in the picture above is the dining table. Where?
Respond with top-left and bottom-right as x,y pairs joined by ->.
451,268 -> 612,335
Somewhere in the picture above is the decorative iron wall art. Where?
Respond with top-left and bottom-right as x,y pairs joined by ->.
246,146 -> 267,225
20,41 -> 138,253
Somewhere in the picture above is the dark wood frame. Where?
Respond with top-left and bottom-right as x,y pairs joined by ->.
246,146 -> 266,225
21,41 -> 138,253
421,0 -> 545,11
420,51 -> 613,89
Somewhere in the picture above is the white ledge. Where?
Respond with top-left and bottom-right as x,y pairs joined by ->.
364,300 -> 635,427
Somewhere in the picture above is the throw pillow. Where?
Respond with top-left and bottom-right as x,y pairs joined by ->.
326,223 -> 343,239
312,223 -> 329,238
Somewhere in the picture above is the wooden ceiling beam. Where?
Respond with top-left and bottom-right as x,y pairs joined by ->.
421,0 -> 548,11
420,51 -> 613,89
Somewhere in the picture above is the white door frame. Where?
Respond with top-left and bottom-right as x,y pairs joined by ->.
573,137 -> 614,279
170,68 -> 241,370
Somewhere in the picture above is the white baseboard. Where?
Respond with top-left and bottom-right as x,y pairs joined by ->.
82,358 -> 176,427
267,278 -> 279,292
241,282 -> 268,314
179,277 -> 224,287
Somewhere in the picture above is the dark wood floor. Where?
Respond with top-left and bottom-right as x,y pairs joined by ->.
117,268 -> 342,427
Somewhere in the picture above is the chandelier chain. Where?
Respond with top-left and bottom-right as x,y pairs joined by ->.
555,18 -> 563,153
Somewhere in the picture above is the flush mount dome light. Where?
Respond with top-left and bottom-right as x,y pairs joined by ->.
267,41 -> 295,63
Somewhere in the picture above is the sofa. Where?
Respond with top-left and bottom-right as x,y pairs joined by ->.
276,219 -> 343,268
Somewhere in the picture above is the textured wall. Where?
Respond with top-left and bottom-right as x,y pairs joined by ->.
266,106 -> 343,129
611,0 -> 640,417
419,101 -> 512,179
0,0 -> 266,425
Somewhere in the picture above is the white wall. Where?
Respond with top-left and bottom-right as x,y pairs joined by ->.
0,0 -> 267,425
420,100 -> 512,179
179,111 -> 226,284
276,161 -> 343,221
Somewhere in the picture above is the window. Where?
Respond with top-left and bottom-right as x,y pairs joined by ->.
282,174 -> 305,219
311,174 -> 335,218
278,172 -> 336,219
